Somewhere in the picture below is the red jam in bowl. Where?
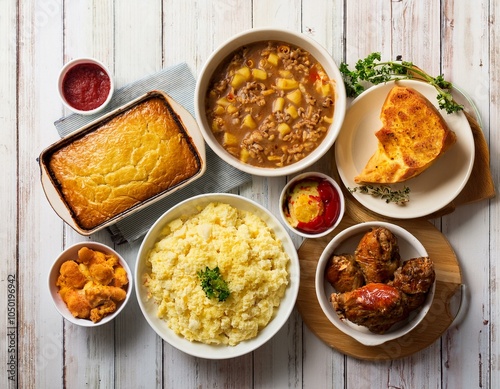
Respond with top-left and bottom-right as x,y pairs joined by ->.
283,176 -> 341,234
62,63 -> 111,111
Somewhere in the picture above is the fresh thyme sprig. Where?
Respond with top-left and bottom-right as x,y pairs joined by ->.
348,185 -> 411,205
340,52 -> 463,114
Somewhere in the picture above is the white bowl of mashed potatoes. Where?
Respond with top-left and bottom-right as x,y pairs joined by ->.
135,193 -> 300,359
195,28 -> 346,177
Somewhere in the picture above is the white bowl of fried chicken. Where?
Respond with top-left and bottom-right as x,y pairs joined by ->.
315,221 -> 436,346
48,242 -> 132,327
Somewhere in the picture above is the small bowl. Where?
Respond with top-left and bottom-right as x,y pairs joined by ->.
135,193 -> 300,359
315,221 -> 435,346
194,28 -> 347,177
279,172 -> 345,238
48,241 -> 132,327
58,57 -> 114,115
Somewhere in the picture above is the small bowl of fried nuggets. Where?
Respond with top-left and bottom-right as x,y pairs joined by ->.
315,221 -> 436,346
48,242 -> 132,327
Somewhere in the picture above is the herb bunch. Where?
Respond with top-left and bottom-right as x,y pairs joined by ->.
340,52 -> 463,114
348,185 -> 411,205
197,266 -> 230,302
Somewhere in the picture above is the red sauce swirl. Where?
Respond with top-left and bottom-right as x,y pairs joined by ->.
284,177 -> 342,234
62,63 -> 111,111
296,179 -> 341,233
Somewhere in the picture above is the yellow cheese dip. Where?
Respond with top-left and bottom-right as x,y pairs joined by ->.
283,177 -> 341,234
285,180 -> 323,227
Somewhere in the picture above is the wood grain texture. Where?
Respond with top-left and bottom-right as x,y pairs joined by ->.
489,0 -> 500,388
296,205 -> 462,361
440,1 -> 493,388
0,1 -> 19,388
3,0 -> 499,388
301,1 -> 347,388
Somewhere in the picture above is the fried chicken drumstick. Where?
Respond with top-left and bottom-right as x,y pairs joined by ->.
354,226 -> 401,283
330,283 -> 408,334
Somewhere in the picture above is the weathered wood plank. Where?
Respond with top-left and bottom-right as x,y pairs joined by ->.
1,0 -> 21,388
440,1 -> 492,388
15,1 -> 67,388
386,2 -> 445,388
301,1 -> 347,388
343,2 -> 395,387
58,1 -> 116,388
162,1 -> 255,388
247,1 -> 304,388
487,1 -> 500,388
8,0 -> 499,387
110,2 -> 164,387
343,1 -> 444,387
17,3 -> 67,387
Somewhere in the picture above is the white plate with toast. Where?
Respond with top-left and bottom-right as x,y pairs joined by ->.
335,80 -> 475,219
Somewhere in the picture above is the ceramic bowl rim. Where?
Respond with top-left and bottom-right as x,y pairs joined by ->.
314,221 -> 435,346
57,57 -> 115,116
134,193 -> 300,359
194,27 -> 347,177
279,171 -> 345,238
48,241 -> 133,327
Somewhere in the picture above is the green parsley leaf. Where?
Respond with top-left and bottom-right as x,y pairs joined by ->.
340,52 -> 463,114
197,266 -> 230,302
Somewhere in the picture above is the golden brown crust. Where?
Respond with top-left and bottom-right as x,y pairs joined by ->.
49,97 -> 201,230
57,247 -> 129,322
354,86 -> 457,184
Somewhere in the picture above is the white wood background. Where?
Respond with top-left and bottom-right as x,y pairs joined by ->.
1,0 -> 498,388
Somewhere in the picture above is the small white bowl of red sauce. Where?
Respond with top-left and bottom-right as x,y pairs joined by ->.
58,57 -> 114,115
280,172 -> 345,238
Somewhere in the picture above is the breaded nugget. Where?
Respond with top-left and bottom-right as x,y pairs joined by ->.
110,266 -> 129,288
57,246 -> 128,323
59,288 -> 92,318
57,260 -> 88,289
90,301 -> 117,323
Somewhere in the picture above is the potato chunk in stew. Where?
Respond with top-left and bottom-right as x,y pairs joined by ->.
205,41 -> 336,168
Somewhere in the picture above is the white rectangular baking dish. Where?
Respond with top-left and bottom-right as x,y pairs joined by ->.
39,90 -> 206,236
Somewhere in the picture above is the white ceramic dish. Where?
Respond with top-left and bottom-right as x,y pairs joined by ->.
58,57 -> 114,116
315,221 -> 435,346
48,241 -> 133,327
39,90 -> 206,236
195,27 -> 347,177
135,193 -> 300,359
279,172 -> 345,239
335,79 -> 475,219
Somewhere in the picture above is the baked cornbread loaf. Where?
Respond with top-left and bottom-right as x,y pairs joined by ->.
49,97 -> 202,230
354,86 -> 457,184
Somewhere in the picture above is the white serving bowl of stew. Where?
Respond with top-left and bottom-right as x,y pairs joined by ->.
195,28 -> 346,177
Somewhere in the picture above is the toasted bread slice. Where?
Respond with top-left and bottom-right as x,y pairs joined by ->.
354,86 -> 457,184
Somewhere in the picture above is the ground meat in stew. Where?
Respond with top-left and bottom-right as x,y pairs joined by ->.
205,40 -> 336,168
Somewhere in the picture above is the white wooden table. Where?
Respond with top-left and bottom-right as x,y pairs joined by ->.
2,1 -> 498,388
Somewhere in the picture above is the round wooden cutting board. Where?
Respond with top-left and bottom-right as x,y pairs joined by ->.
295,109 -> 494,360
296,192 -> 463,361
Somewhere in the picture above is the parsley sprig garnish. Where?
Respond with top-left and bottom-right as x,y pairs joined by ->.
348,185 -> 411,205
340,52 -> 463,114
197,266 -> 230,302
